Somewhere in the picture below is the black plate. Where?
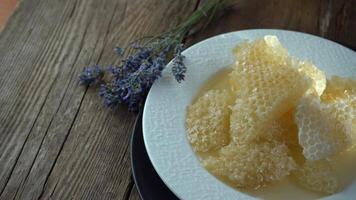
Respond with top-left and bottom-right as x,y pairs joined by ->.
130,111 -> 179,200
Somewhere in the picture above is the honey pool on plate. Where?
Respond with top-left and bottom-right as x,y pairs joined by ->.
194,68 -> 356,200
185,36 -> 356,199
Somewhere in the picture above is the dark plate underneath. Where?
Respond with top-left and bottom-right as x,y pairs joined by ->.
130,112 -> 179,200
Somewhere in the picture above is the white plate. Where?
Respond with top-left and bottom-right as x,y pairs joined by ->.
143,29 -> 356,200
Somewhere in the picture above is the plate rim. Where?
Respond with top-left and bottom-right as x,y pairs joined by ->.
130,110 -> 179,200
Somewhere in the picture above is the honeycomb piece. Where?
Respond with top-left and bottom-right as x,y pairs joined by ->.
229,36 -> 311,142
186,90 -> 233,152
265,109 -> 299,147
321,76 -> 356,102
295,94 -> 355,160
298,61 -> 326,96
328,97 -> 356,142
293,160 -> 339,194
232,36 -> 289,70
230,36 -> 290,91
321,76 -> 356,142
202,140 -> 296,189
265,110 -> 307,165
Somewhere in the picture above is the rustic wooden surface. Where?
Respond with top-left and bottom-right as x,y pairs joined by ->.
0,0 -> 355,200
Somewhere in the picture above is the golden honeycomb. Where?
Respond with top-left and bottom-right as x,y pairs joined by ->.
229,36 -> 311,142
296,77 -> 356,160
293,160 -> 339,194
186,89 -> 233,152
202,140 -> 296,189
321,76 -> 356,102
298,61 -> 326,96
186,36 -> 355,195
295,95 -> 349,160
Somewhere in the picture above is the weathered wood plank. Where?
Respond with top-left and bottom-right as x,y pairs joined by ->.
1,0 -> 354,200
188,0 -> 356,49
0,0 -> 197,199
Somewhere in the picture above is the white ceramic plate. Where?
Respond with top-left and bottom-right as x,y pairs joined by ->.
143,29 -> 356,200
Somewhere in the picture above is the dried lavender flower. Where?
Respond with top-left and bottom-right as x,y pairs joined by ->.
79,65 -> 103,86
80,0 -> 227,112
172,44 -> 186,82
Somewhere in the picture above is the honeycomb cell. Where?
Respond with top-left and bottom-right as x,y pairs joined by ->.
229,36 -> 311,142
202,140 -> 296,189
321,76 -> 356,102
295,94 -> 355,160
265,109 -> 299,147
186,89 -> 233,152
296,75 -> 356,161
293,160 -> 339,194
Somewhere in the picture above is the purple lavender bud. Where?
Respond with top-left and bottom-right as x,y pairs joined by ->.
79,65 -> 103,86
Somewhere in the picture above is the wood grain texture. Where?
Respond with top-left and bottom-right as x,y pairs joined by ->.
0,0 -> 196,199
0,0 -> 355,200
188,0 -> 356,49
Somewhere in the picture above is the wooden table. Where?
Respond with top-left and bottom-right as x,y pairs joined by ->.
0,0 -> 355,199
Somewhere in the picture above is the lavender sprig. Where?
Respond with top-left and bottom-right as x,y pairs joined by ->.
79,0 -> 226,112
172,44 -> 186,82
79,65 -> 103,86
